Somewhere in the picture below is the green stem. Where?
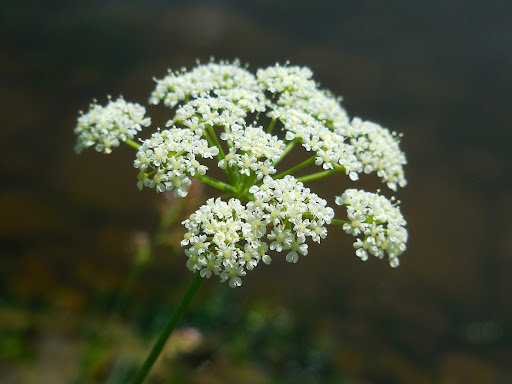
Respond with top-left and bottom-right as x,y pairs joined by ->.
221,125 -> 242,186
207,125 -> 240,185
125,139 -> 140,150
273,139 -> 297,167
274,156 -> 316,179
295,166 -> 344,183
207,125 -> 225,160
202,130 -> 216,149
131,272 -> 204,384
193,173 -> 237,194
331,218 -> 350,226
267,118 -> 277,133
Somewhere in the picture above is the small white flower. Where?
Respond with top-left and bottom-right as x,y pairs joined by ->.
268,227 -> 293,252
286,238 -> 308,263
220,260 -> 246,288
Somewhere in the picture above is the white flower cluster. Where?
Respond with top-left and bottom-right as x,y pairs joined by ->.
257,65 -> 356,180
219,125 -> 285,179
134,127 -> 219,197
74,60 -> 410,288
337,118 -> 407,191
150,60 -> 267,111
171,95 -> 254,135
257,64 -> 350,125
335,189 -> 408,268
74,98 -> 151,154
182,176 -> 333,287
150,61 -> 284,185
270,107 -> 361,180
258,64 -> 407,191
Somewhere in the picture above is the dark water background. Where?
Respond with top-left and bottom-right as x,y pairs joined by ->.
1,0 -> 511,382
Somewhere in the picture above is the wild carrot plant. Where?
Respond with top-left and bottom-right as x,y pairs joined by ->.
74,59 -> 408,382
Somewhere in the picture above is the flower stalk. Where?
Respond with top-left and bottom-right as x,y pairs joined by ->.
274,155 -> 316,179
125,139 -> 140,150
131,273 -> 204,384
296,166 -> 344,183
192,173 -> 237,194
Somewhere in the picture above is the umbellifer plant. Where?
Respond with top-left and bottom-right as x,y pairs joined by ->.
74,59 -> 408,383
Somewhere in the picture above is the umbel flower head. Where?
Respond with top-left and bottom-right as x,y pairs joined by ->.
74,97 -> 151,154
335,189 -> 407,267
74,59 -> 409,287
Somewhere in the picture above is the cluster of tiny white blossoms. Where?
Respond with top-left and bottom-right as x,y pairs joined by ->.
133,127 -> 219,197
74,97 -> 151,154
258,65 -> 360,181
258,64 -> 407,188
218,125 -> 285,179
182,176 -> 333,287
270,107 -> 361,180
336,118 -> 407,191
257,64 -> 350,125
74,59 -> 409,287
150,61 -> 267,112
335,189 -> 407,267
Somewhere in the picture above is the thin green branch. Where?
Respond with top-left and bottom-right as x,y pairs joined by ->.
193,173 -> 237,194
202,130 -> 215,149
124,139 -> 140,150
207,125 -> 226,160
131,273 -> 204,384
219,125 -> 242,186
295,166 -> 344,183
331,218 -> 350,226
266,118 -> 277,133
274,156 -> 316,179
273,139 -> 298,167
142,169 -> 157,179
223,125 -> 234,149
207,125 -> 241,186
219,125 -> 241,186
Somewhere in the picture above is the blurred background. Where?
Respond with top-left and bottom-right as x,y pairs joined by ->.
1,0 -> 511,383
